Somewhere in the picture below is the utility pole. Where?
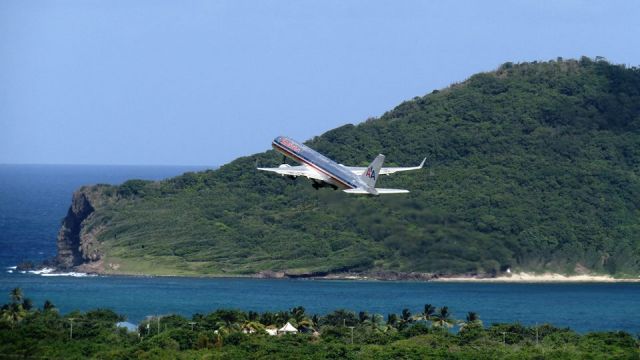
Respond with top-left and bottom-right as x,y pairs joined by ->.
347,326 -> 355,344
157,316 -> 161,335
69,318 -> 75,340
189,322 -> 196,331
535,323 -> 539,346
501,331 -> 506,346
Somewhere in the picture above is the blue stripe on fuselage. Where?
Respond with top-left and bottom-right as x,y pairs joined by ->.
272,137 -> 358,189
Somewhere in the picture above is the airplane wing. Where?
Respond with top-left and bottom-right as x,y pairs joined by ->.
257,164 -> 327,181
348,157 -> 426,176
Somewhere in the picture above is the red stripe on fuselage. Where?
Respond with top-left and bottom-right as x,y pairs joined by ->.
272,141 -> 354,189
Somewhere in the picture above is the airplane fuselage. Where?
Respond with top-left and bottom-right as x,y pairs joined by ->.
260,136 -> 423,195
271,136 -> 366,190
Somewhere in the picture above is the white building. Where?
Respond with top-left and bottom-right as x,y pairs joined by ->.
278,322 -> 298,334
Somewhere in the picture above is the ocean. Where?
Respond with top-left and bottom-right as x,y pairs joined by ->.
0,164 -> 639,333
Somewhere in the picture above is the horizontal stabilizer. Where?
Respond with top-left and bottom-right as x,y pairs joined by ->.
342,188 -> 371,194
375,188 -> 410,194
343,188 -> 409,195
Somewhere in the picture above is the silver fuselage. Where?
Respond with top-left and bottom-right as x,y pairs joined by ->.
271,136 -> 367,190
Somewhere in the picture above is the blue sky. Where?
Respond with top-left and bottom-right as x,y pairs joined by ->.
1,1 -> 639,166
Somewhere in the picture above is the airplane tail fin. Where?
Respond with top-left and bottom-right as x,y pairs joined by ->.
361,154 -> 384,188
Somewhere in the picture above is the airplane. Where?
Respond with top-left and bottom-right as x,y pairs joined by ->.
257,136 -> 425,195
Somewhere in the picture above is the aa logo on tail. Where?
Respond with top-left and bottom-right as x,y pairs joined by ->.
365,167 -> 376,180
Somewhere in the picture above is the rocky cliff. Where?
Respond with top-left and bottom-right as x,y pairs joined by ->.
55,186 -> 109,271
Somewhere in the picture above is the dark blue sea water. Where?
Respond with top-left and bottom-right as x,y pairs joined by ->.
1,165 -> 639,333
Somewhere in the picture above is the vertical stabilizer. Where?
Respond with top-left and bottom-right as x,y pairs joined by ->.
361,154 -> 385,188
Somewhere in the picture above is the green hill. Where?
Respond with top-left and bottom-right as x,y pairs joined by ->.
56,57 -> 640,277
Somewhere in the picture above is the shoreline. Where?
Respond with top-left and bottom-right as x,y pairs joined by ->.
10,266 -> 640,283
306,271 -> 640,283
431,272 -> 640,283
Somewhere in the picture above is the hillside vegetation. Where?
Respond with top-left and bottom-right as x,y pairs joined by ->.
65,57 -> 640,277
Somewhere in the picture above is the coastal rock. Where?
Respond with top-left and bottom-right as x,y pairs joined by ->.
16,261 -> 35,271
55,186 -> 107,270
319,271 -> 438,281
255,270 -> 286,279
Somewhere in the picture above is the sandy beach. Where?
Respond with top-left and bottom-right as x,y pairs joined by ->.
434,272 -> 640,283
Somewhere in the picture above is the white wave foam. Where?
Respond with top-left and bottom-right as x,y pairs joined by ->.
29,267 -> 56,275
40,272 -> 96,277
5,267 -> 97,277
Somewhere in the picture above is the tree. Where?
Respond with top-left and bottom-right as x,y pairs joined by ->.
259,311 -> 277,327
2,288 -> 28,328
465,312 -> 480,324
219,310 -> 244,325
459,312 -> 482,331
202,309 -> 245,334
401,309 -> 412,323
247,310 -> 259,322
43,300 -> 56,311
432,307 -> 455,329
290,306 -> 307,327
421,304 -> 436,322
275,310 -> 291,327
21,298 -> 33,311
358,311 -> 370,324
386,313 -> 398,328
321,309 -> 357,327
241,320 -> 265,334
10,288 -> 23,304
2,303 -> 27,327
368,314 -> 389,332
399,309 -> 413,329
